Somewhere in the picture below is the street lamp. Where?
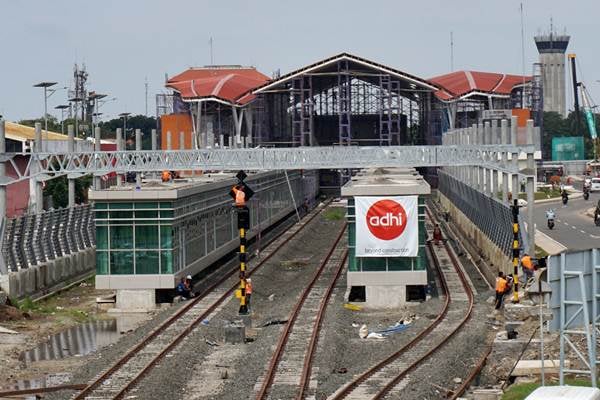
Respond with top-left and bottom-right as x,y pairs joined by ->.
33,81 -> 57,150
88,92 -> 107,134
54,104 -> 70,135
119,112 -> 131,148
69,94 -> 84,138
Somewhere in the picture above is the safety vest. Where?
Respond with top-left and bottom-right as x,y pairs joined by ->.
496,277 -> 507,293
246,281 -> 253,294
232,186 -> 246,206
161,171 -> 171,182
521,256 -> 533,270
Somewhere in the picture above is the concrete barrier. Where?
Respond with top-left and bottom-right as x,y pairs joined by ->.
439,193 -> 512,275
0,247 -> 96,300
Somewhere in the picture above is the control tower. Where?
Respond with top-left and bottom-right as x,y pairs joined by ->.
534,31 -> 570,117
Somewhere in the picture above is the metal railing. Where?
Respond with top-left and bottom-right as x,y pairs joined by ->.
0,204 -> 95,273
438,170 -> 521,256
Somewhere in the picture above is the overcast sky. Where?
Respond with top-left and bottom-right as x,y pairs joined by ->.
1,0 -> 599,122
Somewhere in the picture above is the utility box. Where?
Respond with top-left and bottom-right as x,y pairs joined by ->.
223,321 -> 246,344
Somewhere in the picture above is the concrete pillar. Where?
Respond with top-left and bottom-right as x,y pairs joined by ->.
166,131 -> 172,150
525,119 -> 536,253
491,119 -> 499,144
487,168 -> 493,196
484,121 -> 491,145
34,123 -> 43,213
136,129 -> 142,189
501,119 -> 509,204
67,125 -> 76,205
151,129 -> 157,151
207,122 -> 215,148
179,131 -> 185,150
116,128 -> 123,188
477,123 -> 484,145
492,168 -> 499,199
0,119 -> 5,220
510,116 -> 518,145
219,134 -> 224,148
94,127 -> 101,190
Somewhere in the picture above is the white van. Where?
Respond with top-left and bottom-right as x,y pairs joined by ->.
591,178 -> 600,192
525,386 -> 600,400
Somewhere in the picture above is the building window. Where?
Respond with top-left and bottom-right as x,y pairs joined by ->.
136,251 -> 160,274
110,226 -> 133,249
135,225 -> 159,249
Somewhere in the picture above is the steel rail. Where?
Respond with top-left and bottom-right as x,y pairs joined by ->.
256,224 -> 348,400
371,208 -> 475,399
0,384 -> 87,397
330,224 -> 453,399
297,250 -> 349,400
449,345 -> 493,399
74,202 -> 329,400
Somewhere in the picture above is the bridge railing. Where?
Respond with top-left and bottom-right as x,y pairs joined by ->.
438,170 -> 522,256
0,204 -> 95,273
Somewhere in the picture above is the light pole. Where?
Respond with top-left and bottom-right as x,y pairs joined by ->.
55,104 -> 69,135
88,92 -> 107,134
33,81 -> 57,150
69,95 -> 84,138
119,112 -> 131,147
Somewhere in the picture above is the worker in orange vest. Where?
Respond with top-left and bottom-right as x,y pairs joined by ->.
495,272 -> 508,310
521,253 -> 534,283
161,171 -> 171,182
232,185 -> 246,207
245,278 -> 253,309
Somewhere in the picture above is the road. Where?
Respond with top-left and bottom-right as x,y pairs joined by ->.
527,192 -> 600,251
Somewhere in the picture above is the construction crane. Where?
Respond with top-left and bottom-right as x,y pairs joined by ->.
568,54 -> 599,173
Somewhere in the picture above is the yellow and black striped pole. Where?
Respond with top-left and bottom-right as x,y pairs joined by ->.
512,199 -> 520,303
239,225 -> 249,314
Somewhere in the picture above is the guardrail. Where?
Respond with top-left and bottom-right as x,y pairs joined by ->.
438,170 -> 522,256
0,204 -> 95,273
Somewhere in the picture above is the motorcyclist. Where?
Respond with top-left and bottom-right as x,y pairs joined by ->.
595,200 -> 600,224
546,209 -> 556,220
561,189 -> 569,205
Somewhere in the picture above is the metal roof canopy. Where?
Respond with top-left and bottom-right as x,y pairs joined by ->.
0,144 -> 534,186
253,52 -> 439,101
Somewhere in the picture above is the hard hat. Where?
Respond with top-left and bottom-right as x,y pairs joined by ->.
186,275 -> 192,280
247,278 -> 251,282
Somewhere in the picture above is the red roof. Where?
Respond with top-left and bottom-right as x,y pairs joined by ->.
429,71 -> 531,101
167,67 -> 270,105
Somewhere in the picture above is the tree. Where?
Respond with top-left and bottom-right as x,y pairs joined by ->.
98,114 -> 157,149
543,111 -> 599,160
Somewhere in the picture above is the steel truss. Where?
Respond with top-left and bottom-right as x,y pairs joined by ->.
0,144 -> 534,186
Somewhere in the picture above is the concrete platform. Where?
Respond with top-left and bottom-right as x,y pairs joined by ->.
511,359 -> 568,376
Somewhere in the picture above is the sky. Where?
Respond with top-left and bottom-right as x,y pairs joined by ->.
1,0 -> 599,123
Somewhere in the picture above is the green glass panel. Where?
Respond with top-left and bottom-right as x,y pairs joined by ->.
160,202 -> 173,209
135,225 -> 158,249
95,211 -> 108,219
160,210 -> 174,218
96,251 -> 108,274
135,220 -> 155,225
160,226 -> 173,248
361,257 -> 386,271
110,251 -> 134,274
136,251 -> 159,274
161,252 -> 173,274
96,226 -> 109,250
110,226 -> 133,249
135,202 -> 158,209
388,257 -> 413,271
136,210 -> 158,218
110,211 -> 133,219
110,202 -> 133,209
94,203 -> 108,210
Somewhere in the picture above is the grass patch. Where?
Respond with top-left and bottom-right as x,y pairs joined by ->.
323,207 -> 346,221
502,378 -> 597,400
16,295 -> 91,322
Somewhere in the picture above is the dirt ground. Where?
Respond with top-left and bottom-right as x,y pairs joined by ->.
0,277 -> 115,388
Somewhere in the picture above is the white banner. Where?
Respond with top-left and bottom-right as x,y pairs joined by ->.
355,196 -> 418,257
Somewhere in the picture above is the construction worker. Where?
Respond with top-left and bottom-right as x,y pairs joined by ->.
245,278 -> 253,309
495,272 -> 508,310
161,170 -> 171,182
432,224 -> 442,246
176,275 -> 194,299
521,253 -> 534,284
232,185 -> 246,207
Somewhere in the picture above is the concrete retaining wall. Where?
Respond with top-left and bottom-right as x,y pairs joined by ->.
0,247 -> 95,300
439,193 -> 512,275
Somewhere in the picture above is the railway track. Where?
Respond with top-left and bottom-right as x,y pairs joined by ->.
72,203 -> 330,400
254,223 -> 348,400
329,208 -> 474,400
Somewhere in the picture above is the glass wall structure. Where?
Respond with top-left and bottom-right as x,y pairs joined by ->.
95,171 -> 318,282
346,196 -> 427,272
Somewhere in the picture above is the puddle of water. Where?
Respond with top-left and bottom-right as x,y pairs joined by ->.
19,319 -> 119,364
0,372 -> 72,396
18,313 -> 151,365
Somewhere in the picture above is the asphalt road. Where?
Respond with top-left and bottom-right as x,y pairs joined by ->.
527,192 -> 600,250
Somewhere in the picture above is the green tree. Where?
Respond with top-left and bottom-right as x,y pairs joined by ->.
543,111 -> 600,160
43,174 -> 92,208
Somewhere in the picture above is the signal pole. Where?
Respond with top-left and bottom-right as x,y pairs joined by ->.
512,199 -> 520,303
229,170 -> 254,315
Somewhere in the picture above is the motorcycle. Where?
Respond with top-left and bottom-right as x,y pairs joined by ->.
546,209 -> 556,230
562,194 -> 569,205
596,214 -> 600,227
584,190 -> 590,200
